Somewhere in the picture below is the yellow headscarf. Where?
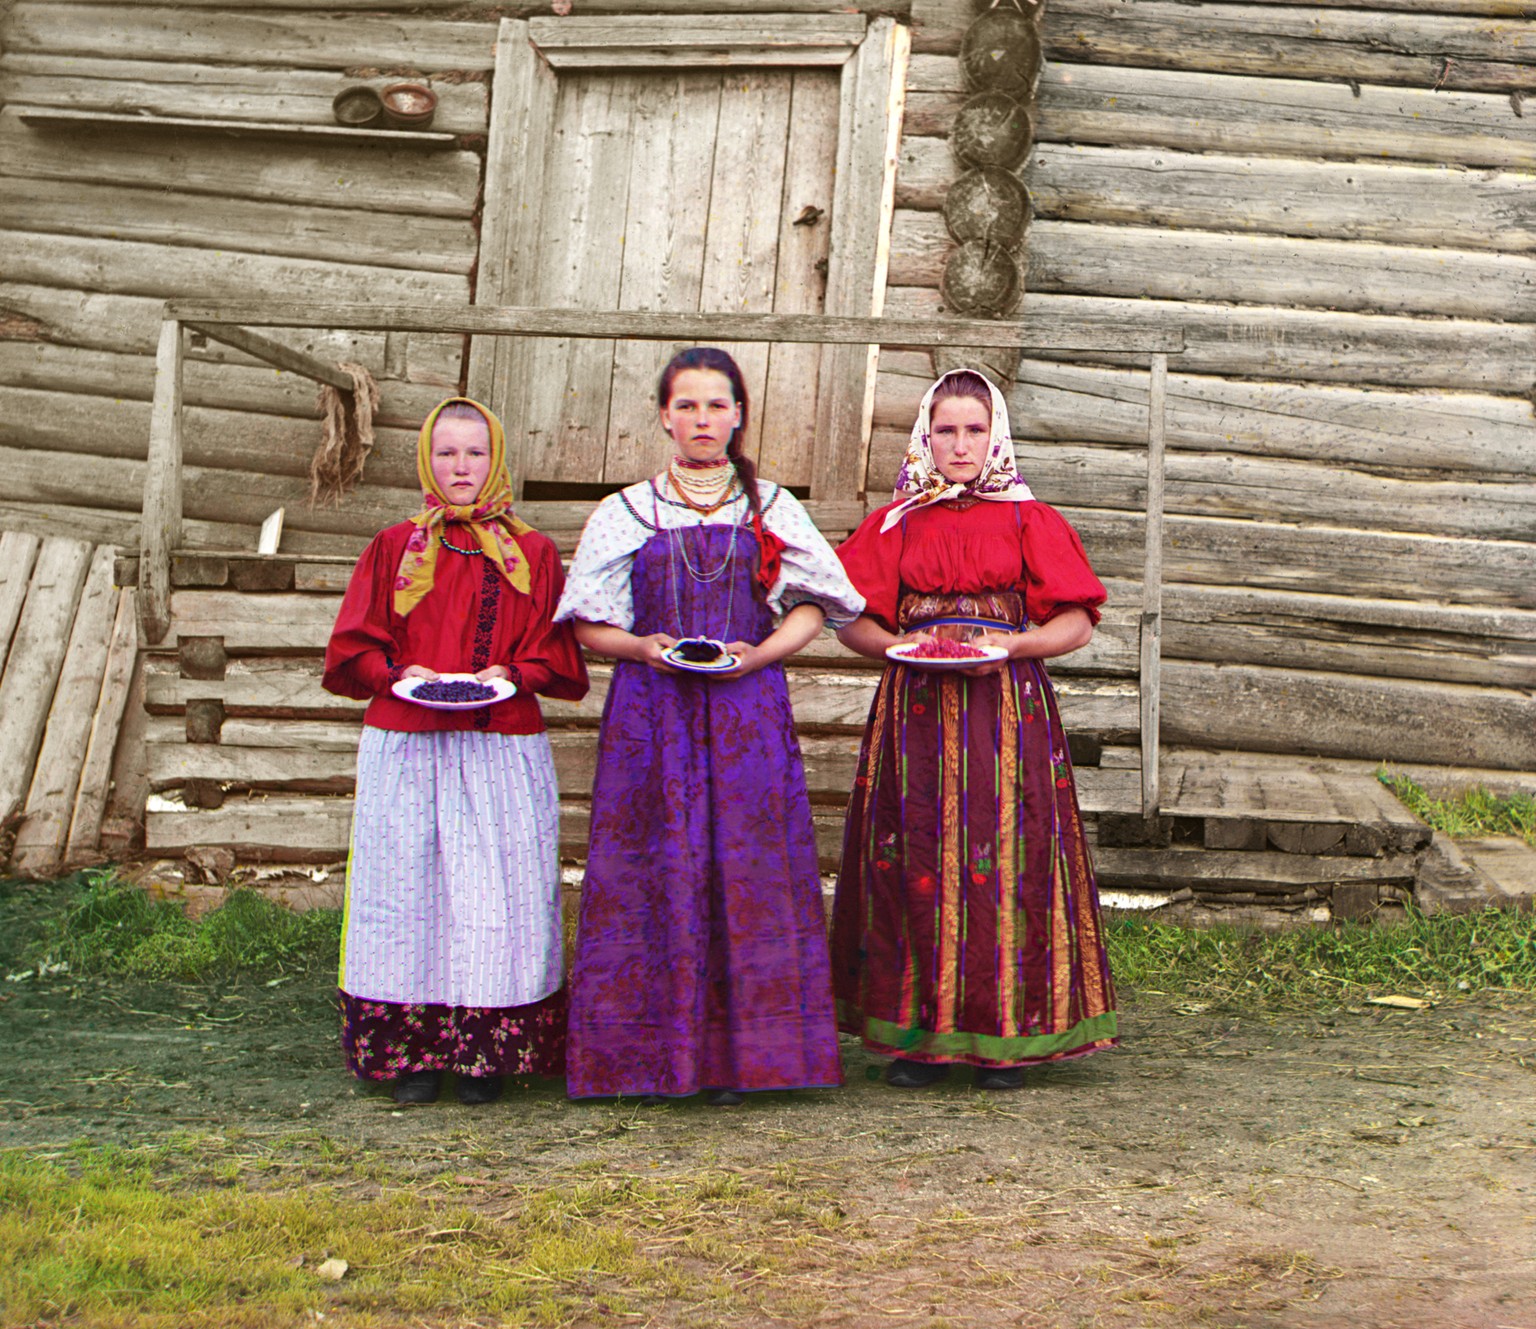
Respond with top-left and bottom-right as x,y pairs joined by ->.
393,397 -> 535,616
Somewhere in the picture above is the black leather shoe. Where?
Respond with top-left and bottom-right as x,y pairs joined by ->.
975,1065 -> 1026,1091
708,1090 -> 745,1107
394,1070 -> 442,1104
456,1074 -> 503,1105
885,1059 -> 950,1088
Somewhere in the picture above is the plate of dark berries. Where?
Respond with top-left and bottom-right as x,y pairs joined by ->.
663,637 -> 740,674
392,672 -> 517,709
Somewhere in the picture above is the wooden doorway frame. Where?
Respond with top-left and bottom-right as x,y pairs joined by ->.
468,14 -> 910,503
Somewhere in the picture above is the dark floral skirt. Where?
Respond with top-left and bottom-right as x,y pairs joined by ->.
339,987 -> 567,1081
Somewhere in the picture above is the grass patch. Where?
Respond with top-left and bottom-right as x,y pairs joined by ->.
1,1141 -> 850,1329
18,870 -> 340,983
1378,770 -> 1536,847
1106,907 -> 1536,1007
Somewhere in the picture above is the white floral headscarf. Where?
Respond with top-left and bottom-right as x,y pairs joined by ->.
880,368 -> 1034,533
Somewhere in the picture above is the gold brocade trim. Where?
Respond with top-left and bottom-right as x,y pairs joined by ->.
997,675 -> 1019,1039
936,672 -> 963,1033
1067,797 -> 1112,1016
1050,844 -> 1072,1031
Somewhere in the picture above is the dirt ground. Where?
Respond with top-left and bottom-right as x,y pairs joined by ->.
3,893 -> 1534,1329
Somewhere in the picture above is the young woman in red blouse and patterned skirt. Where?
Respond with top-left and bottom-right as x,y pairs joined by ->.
832,369 -> 1118,1091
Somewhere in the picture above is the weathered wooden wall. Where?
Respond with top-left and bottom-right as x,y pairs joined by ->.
887,0 -> 1536,771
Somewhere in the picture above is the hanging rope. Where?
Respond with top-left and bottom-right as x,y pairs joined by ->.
309,362 -> 381,507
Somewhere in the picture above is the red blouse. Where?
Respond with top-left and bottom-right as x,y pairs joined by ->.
837,500 -> 1107,634
323,520 -> 588,734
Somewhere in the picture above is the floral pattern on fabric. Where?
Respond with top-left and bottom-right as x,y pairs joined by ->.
339,987 -> 567,1081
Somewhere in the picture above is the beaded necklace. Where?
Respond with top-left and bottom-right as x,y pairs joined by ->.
667,458 -> 737,515
439,528 -> 482,556
653,483 -> 738,643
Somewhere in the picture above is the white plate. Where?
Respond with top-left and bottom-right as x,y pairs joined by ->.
886,641 -> 1009,671
391,672 -> 518,710
663,639 -> 740,674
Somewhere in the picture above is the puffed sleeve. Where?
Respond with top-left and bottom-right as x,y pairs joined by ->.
553,493 -> 648,631
323,530 -> 403,700
835,504 -> 905,634
510,538 -> 589,702
762,487 -> 866,628
1020,502 -> 1107,627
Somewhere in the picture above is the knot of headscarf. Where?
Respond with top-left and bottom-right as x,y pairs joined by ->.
881,368 -> 1034,533
393,397 -> 534,616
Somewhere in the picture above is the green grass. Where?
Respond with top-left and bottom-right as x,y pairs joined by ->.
1106,906 -> 1536,1007
20,870 -> 341,983
0,1143 -> 847,1329
1378,769 -> 1536,847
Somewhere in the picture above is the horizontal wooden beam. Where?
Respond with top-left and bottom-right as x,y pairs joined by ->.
161,302 -> 1186,352
180,321 -> 357,393
527,14 -> 867,68
10,105 -> 458,148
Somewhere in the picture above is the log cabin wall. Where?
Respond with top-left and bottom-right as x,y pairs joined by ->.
889,0 -> 1536,773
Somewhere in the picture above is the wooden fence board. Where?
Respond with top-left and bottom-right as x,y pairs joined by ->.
897,140 -> 1536,253
66,587 -> 139,862
0,110 -> 482,217
0,537 -> 93,822
0,530 -> 43,678
11,545 -> 120,874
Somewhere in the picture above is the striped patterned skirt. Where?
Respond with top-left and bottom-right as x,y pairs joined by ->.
830,592 -> 1117,1068
338,726 -> 566,1080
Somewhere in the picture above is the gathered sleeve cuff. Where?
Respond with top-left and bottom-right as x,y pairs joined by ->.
763,488 -> 865,628
511,538 -> 590,702
834,504 -> 905,634
553,493 -> 647,631
323,532 -> 405,700
1020,502 -> 1107,627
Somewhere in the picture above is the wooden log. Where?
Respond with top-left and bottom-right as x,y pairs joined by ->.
11,104 -> 458,149
890,211 -> 1536,321
0,55 -> 490,135
898,139 -> 1536,254
2,5 -> 499,72
68,0 -> 910,10
1140,353 -> 1166,817
0,109 -> 482,218
527,13 -> 867,67
65,587 -> 138,862
1094,846 -> 1418,893
1161,662 -> 1536,771
881,287 -> 1536,394
2,231 -> 470,307
0,530 -> 43,678
11,546 -> 120,875
144,793 -> 354,862
0,537 -> 93,824
139,319 -> 183,645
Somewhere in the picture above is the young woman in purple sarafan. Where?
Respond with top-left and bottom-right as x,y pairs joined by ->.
555,347 -> 865,1105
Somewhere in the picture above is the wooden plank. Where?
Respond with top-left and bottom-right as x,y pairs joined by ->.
11,546 -> 120,874
0,537 -> 93,822
895,140 -> 1536,253
881,287 -> 1534,394
0,56 -> 489,135
889,212 -> 1536,322
3,231 -> 470,307
1094,846 -> 1418,893
0,530 -> 43,679
600,71 -> 721,484
0,178 -> 477,276
117,0 -> 909,11
527,14 -> 867,67
145,793 -> 355,861
1037,0 -> 1536,95
139,320 -> 183,645
758,70 -> 840,490
814,15 -> 909,501
520,75 -> 636,485
2,5 -> 498,72
696,70 -> 795,472
162,299 -> 1186,352
1161,662 -> 1536,771
0,109 -> 481,217
65,587 -> 140,862
1140,354 -> 1166,817
182,324 -> 355,393
10,106 -> 457,148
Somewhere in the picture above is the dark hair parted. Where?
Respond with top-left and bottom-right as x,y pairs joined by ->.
657,347 -> 763,530
928,369 -> 994,417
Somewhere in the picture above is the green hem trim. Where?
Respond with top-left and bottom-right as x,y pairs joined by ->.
839,1002 -> 1118,1063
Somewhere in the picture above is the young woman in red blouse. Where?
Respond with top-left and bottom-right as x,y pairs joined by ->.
832,369 -> 1117,1090
324,399 -> 587,1105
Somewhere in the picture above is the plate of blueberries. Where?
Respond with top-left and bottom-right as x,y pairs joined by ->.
392,672 -> 518,710
662,637 -> 740,674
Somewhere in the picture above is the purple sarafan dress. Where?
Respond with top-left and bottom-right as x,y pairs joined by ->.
556,483 -> 862,1098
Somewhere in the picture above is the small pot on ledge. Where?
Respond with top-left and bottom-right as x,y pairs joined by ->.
380,83 -> 438,130
332,85 -> 384,128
